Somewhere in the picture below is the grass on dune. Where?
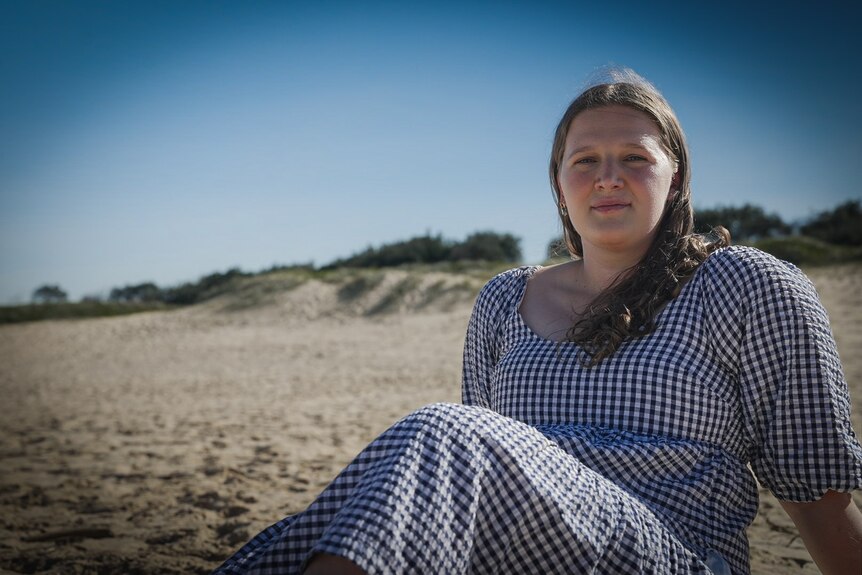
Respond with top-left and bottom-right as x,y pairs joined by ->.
0,301 -> 173,324
5,240 -> 858,325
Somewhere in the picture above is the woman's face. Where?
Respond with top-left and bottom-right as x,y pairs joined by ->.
557,105 -> 677,260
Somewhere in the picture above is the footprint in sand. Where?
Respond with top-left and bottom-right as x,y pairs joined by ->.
222,505 -> 250,518
145,530 -> 191,545
215,520 -> 251,547
179,490 -> 228,512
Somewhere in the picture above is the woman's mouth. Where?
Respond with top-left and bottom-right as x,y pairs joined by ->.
591,201 -> 629,213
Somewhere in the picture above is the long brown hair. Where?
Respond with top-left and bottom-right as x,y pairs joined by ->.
549,74 -> 729,365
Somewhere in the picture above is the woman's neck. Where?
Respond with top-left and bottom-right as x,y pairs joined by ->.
578,246 -> 647,297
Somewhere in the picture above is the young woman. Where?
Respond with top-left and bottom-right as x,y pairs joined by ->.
214,71 -> 862,575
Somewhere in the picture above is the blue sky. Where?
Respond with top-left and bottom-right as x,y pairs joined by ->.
1,0 -> 859,303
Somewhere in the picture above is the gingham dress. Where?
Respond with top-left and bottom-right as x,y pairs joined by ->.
213,246 -> 862,575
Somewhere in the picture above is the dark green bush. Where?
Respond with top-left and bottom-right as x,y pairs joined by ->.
109,282 -> 162,302
800,200 -> 862,246
162,268 -> 248,305
324,231 -> 522,269
750,236 -> 862,266
694,204 -> 790,242
32,284 -> 68,303
450,231 -> 521,263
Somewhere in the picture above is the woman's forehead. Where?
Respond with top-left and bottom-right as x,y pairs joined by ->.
566,107 -> 663,147
568,106 -> 659,134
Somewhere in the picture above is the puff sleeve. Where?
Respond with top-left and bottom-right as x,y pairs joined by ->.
706,247 -> 862,501
461,268 -> 532,410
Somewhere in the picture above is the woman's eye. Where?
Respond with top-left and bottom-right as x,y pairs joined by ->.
574,157 -> 596,165
625,155 -> 647,162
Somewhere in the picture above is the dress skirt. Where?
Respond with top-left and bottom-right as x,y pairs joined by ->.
212,403 -> 713,574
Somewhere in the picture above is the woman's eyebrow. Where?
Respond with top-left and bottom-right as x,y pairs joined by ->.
565,142 -> 652,160
565,146 -> 593,159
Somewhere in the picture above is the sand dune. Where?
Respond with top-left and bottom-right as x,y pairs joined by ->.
1,263 -> 860,574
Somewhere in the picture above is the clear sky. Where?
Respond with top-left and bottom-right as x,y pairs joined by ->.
1,0 -> 859,303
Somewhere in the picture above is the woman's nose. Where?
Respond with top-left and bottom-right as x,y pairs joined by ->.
595,160 -> 623,190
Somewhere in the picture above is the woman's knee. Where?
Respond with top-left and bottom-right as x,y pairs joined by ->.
398,402 -> 482,436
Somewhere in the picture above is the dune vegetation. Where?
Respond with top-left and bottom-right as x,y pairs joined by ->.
6,201 -> 860,324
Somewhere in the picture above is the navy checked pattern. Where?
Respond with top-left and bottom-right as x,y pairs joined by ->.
213,247 -> 862,575
214,404 -> 711,574
462,246 -> 862,574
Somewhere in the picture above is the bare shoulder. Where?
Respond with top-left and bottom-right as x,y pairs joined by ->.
522,260 -> 583,301
519,261 -> 591,341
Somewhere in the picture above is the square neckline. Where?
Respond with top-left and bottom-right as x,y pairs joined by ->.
513,262 -> 704,344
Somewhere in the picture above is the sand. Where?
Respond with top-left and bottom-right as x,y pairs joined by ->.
1,264 -> 860,574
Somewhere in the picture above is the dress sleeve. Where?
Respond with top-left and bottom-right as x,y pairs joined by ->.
461,268 -> 526,409
710,248 -> 862,501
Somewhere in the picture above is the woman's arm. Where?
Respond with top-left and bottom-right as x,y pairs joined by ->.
780,490 -> 862,575
461,268 -> 528,408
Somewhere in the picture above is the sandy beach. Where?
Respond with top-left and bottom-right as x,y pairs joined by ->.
1,264 -> 860,574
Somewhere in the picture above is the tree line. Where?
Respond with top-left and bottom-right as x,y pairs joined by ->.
548,200 -> 860,258
322,231 -> 522,270
29,201 -> 861,306
30,231 -> 522,305
694,200 -> 860,245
